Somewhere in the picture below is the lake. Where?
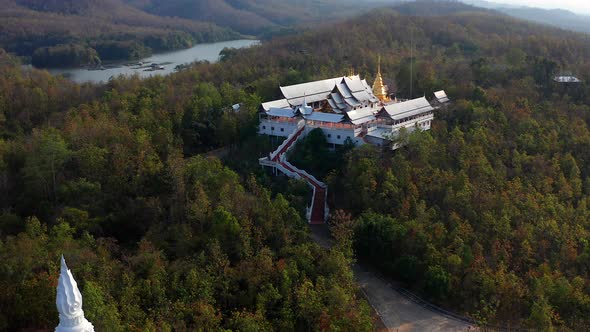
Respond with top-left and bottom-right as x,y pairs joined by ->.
43,39 -> 259,84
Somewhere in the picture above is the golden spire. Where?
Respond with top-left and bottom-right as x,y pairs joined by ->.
373,56 -> 389,102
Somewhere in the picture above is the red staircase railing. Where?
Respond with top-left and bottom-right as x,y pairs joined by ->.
260,126 -> 328,224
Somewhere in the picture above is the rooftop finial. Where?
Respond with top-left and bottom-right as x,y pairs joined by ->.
348,65 -> 356,78
55,255 -> 95,332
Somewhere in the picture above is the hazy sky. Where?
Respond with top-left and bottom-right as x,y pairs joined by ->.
494,0 -> 590,14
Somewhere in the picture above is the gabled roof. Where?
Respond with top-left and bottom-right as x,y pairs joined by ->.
361,79 -> 371,89
327,99 -> 344,113
268,108 -> 296,118
366,127 -> 395,140
434,90 -> 450,103
351,90 -> 373,103
336,82 -> 353,99
327,99 -> 337,109
280,78 -> 342,106
304,112 -> 344,123
331,92 -> 344,104
350,115 -> 377,125
267,75 -> 380,114
346,107 -> 375,121
554,76 -> 581,83
262,99 -> 290,112
381,97 -> 434,121
343,75 -> 379,104
347,107 -> 377,125
344,97 -> 361,107
343,75 -> 366,92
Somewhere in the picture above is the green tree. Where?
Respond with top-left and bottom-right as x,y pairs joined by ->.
23,128 -> 71,204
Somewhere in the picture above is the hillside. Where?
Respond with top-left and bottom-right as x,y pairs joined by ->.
0,0 -> 240,66
390,0 -> 489,16
125,0 -> 380,35
187,2 -> 590,329
2,1 -> 590,331
499,7 -> 590,34
465,0 -> 590,34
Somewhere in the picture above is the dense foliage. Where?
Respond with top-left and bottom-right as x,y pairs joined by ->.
327,4 -> 590,331
204,3 -> 590,329
3,1 -> 590,330
31,44 -> 101,68
0,48 -> 373,330
0,0 -> 240,67
1,0 -> 389,67
288,128 -> 354,180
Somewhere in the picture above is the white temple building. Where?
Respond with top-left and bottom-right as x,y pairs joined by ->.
259,63 -> 449,149
258,63 -> 450,224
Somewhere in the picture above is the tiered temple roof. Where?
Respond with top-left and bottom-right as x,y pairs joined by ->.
260,67 -> 449,131
334,76 -> 378,110
265,75 -> 379,112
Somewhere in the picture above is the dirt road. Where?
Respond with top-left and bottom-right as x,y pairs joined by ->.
310,225 -> 474,332
354,265 -> 474,332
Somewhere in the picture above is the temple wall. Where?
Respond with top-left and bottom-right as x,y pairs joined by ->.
259,119 -> 302,137
364,135 -> 388,147
311,127 -> 364,146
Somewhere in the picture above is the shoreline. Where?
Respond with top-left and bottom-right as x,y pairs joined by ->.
25,37 -> 260,71
25,39 -> 260,84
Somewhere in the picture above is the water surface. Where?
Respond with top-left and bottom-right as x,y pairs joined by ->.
43,39 -> 259,84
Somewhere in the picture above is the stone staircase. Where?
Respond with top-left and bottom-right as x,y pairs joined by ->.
259,126 -> 329,224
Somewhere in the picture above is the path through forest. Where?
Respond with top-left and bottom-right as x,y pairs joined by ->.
310,225 -> 475,332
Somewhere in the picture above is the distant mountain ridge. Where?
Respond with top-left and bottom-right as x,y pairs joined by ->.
463,0 -> 590,34
124,0 -> 377,34
390,0 -> 489,16
6,0 -> 590,68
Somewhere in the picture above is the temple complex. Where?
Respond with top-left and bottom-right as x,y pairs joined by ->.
259,64 -> 449,149
258,63 -> 450,224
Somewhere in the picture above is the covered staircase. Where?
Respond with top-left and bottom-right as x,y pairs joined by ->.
260,126 -> 329,224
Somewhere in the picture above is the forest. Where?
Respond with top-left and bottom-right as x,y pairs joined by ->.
0,0 -> 241,67
0,46 -> 373,330
0,0 -> 386,67
2,1 -> 590,330
125,0 -> 379,35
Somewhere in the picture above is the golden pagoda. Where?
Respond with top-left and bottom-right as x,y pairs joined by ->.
373,56 -> 389,102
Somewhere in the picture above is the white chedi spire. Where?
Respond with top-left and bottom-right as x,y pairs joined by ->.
55,255 -> 95,332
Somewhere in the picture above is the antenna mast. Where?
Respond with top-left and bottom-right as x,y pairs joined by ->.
410,25 -> 414,99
